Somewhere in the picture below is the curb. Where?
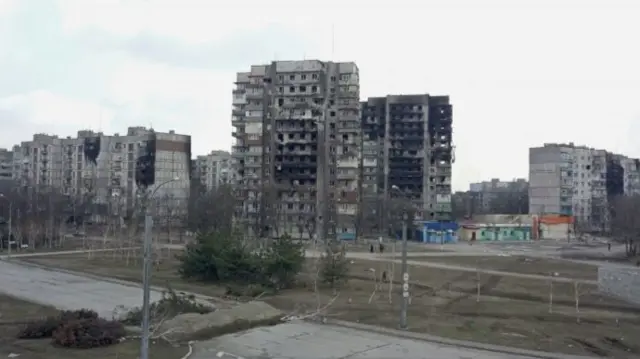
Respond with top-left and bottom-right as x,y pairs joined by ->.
7,258 -> 231,307
320,319 -> 596,359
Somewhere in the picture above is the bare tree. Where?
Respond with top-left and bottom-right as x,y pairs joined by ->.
187,184 -> 235,235
609,195 -> 640,257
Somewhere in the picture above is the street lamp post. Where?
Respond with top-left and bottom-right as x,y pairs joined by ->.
140,176 -> 180,359
0,194 -> 13,258
391,185 -> 409,329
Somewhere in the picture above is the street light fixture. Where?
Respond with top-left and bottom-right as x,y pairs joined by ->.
140,176 -> 180,359
0,194 -> 12,258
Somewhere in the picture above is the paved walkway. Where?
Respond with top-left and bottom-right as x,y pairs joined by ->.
0,259 -> 160,318
305,250 -> 597,285
195,321 -> 592,359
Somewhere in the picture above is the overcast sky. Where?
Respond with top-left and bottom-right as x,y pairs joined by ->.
1,0 -> 639,191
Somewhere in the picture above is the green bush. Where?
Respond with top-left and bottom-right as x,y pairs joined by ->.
177,231 -> 305,292
319,240 -> 350,288
52,318 -> 126,348
261,234 -> 305,289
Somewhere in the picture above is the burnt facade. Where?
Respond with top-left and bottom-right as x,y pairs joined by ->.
361,94 -> 454,231
232,60 -> 360,239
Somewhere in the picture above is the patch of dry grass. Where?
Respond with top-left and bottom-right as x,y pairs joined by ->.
0,294 -> 187,359
406,255 -> 599,280
22,250 -> 640,357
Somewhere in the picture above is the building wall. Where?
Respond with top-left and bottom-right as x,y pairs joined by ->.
10,127 -> 191,220
459,225 -> 531,241
529,142 -> 638,231
0,148 -> 12,181
360,94 -> 454,229
231,60 -> 361,239
469,178 -> 528,213
194,151 -> 231,191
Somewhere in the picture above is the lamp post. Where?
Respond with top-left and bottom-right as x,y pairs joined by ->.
0,194 -> 12,258
140,176 -> 180,359
391,185 -> 409,329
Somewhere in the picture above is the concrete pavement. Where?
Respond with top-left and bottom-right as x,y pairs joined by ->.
0,260 -> 161,318
194,321 -> 593,359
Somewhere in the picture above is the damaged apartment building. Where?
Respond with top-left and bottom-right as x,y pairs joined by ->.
231,60 -> 360,239
360,94 -> 454,233
529,143 -> 640,231
11,127 -> 191,223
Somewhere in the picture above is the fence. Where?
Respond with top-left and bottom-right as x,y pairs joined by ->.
598,265 -> 640,305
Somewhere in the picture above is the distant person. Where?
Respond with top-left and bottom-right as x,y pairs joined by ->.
370,244 -> 374,253
379,243 -> 385,253
608,242 -> 611,252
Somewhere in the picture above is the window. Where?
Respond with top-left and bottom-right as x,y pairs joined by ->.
330,76 -> 336,81
311,86 -> 318,92
312,73 -> 318,80
278,75 -> 283,82
301,74 -> 307,80
289,75 -> 295,80
299,85 -> 306,92
289,86 -> 295,93
278,87 -> 283,93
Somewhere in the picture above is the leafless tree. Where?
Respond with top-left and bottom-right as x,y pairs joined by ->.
187,184 -> 235,235
609,194 -> 640,257
0,181 -> 69,250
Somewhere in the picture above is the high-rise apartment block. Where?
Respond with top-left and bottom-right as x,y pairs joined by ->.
529,143 -> 640,230
360,95 -> 454,227
231,60 -> 360,238
193,150 -> 231,191
469,178 -> 528,213
10,127 -> 191,219
0,148 -> 12,181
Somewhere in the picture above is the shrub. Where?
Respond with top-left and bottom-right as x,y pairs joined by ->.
177,231 -> 305,291
121,287 -> 212,326
17,309 -> 99,340
319,240 -> 350,288
261,234 -> 305,289
52,318 -> 126,348
17,316 -> 62,339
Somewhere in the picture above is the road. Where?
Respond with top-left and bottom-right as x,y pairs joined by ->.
0,259 -> 161,318
193,321 -> 591,359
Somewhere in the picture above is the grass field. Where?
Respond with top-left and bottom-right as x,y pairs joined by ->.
21,250 -> 640,357
407,255 -> 599,281
0,294 -> 187,359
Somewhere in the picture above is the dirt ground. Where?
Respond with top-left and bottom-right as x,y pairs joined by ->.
0,294 -> 187,359
407,255 -> 599,281
22,251 -> 640,357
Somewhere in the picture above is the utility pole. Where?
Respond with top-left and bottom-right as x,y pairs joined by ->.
140,190 -> 152,359
400,211 -> 409,329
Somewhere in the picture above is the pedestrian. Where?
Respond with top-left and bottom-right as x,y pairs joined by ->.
608,242 -> 611,252
379,243 -> 385,253
370,244 -> 374,253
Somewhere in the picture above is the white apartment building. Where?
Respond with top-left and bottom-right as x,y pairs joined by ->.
193,150 -> 231,191
231,60 -> 360,239
11,127 -> 191,220
529,143 -> 639,231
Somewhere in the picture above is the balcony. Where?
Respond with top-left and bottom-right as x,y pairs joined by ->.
232,95 -> 247,105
